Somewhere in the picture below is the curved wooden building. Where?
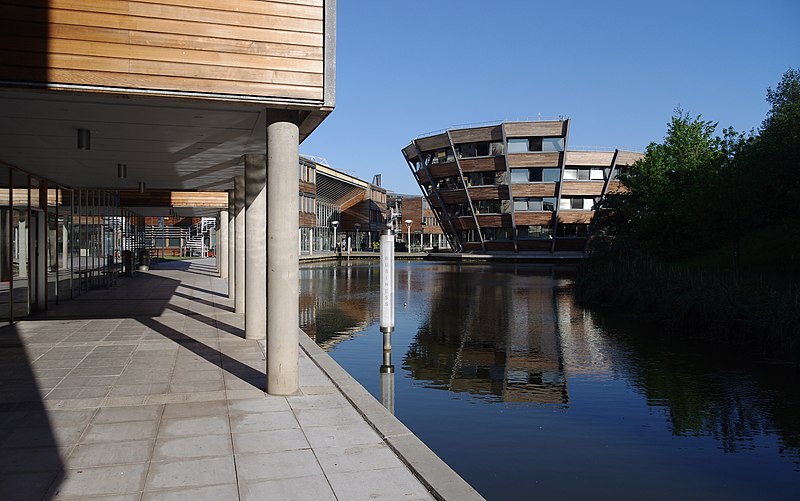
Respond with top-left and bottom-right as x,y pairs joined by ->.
402,120 -> 642,253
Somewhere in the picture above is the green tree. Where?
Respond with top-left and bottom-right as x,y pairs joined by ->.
595,109 -> 728,258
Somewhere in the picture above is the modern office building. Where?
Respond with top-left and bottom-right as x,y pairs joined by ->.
402,120 -> 643,253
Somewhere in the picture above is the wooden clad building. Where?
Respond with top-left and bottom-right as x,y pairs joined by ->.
402,120 -> 642,253
0,0 -> 335,335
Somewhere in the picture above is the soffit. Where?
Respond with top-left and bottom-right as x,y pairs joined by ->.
0,88 -> 325,192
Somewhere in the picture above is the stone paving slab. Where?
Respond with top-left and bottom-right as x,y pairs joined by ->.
0,258 -> 442,501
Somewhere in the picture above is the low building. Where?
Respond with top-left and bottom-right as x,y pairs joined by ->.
402,120 -> 643,253
300,156 -> 387,253
387,193 -> 450,251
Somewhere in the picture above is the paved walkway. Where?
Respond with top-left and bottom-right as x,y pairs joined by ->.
0,258 -> 434,500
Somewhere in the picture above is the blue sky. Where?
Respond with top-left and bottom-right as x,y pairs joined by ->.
299,0 -> 799,195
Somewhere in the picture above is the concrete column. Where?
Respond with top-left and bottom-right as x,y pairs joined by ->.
234,175 -> 246,314
227,190 -> 235,299
18,220 -> 27,278
61,224 -> 69,270
219,209 -> 228,279
35,211 -> 46,308
267,110 -> 299,395
245,154 -> 267,340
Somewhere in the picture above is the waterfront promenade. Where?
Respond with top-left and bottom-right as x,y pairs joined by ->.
0,258 -> 479,500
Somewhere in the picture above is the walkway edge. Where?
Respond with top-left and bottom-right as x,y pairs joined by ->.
297,330 -> 486,501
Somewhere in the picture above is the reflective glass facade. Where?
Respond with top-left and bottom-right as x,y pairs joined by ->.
0,164 -> 144,325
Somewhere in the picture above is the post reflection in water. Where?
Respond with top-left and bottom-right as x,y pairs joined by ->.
300,261 -> 800,501
379,330 -> 394,414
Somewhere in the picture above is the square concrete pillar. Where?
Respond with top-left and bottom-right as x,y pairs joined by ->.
245,154 -> 267,340
266,110 -> 300,395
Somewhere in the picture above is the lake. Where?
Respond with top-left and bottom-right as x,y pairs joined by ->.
299,260 -> 800,500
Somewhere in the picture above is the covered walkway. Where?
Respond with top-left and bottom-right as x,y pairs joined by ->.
0,258 -> 434,500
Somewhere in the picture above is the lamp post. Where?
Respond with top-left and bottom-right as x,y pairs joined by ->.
331,220 -> 339,253
354,223 -> 360,251
404,219 -> 412,253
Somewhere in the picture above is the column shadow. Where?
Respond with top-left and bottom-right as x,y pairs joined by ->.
0,324 -> 65,501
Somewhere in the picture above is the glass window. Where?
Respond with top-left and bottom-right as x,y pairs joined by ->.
578,169 -> 591,180
542,137 -> 564,152
543,168 -> 561,182
518,225 -> 552,239
475,142 -> 490,156
528,169 -> 543,182
528,137 -> 543,151
563,169 -> 577,180
507,139 -> 528,154
456,143 -> 477,158
590,168 -> 605,180
513,197 -> 556,211
511,169 -> 529,183
490,142 -> 504,155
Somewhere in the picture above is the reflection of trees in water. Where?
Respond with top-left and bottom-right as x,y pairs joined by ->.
403,265 -> 568,404
596,315 -> 800,464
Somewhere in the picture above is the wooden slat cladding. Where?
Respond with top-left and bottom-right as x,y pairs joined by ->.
459,157 -> 505,173
452,217 -> 477,230
427,163 -> 459,179
476,214 -> 511,227
616,151 -> 644,165
402,144 -> 419,161
514,212 -> 554,225
439,190 -> 468,205
414,170 -> 431,185
0,0 -> 325,102
564,151 -> 615,166
485,241 -> 514,251
558,210 -> 594,224
560,181 -> 604,197
119,190 -> 226,207
504,121 -> 566,138
517,239 -> 552,251
299,180 -> 315,193
469,186 -> 508,201
507,152 -> 562,168
299,211 -> 315,228
415,134 -> 450,153
606,180 -> 626,193
449,125 -> 502,144
511,183 -> 557,197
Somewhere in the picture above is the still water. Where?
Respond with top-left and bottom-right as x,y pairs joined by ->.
299,261 -> 800,500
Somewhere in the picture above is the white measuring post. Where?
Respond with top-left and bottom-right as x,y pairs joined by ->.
379,228 -> 395,333
379,226 -> 395,413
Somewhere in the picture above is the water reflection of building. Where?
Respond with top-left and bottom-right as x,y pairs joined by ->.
403,265 -> 571,404
299,263 -> 379,349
